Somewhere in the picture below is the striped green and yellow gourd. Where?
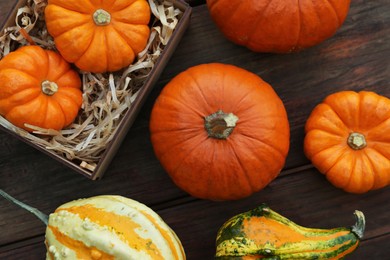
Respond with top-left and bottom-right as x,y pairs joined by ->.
215,204 -> 365,260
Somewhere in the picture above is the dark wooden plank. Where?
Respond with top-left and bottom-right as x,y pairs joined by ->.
0,0 -> 389,259
0,236 -> 45,259
0,0 -> 18,31
356,234 -> 390,258
1,168 -> 389,258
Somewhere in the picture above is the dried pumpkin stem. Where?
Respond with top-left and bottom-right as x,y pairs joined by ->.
41,80 -> 58,96
93,9 -> 111,26
347,132 -> 367,150
0,189 -> 48,225
205,110 -> 239,139
351,210 -> 365,239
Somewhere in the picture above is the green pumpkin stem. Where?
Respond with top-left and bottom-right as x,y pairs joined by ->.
205,110 -> 239,139
93,9 -> 111,26
41,80 -> 58,96
347,132 -> 367,150
0,189 -> 48,225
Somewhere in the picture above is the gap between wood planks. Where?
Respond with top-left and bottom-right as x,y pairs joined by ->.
150,163 -> 316,211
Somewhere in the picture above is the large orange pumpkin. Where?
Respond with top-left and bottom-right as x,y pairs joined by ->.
45,0 -> 151,73
206,0 -> 351,53
0,45 -> 82,132
304,91 -> 390,193
150,63 -> 290,200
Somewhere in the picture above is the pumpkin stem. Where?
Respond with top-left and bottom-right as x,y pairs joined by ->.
204,110 -> 239,139
351,210 -> 365,240
0,189 -> 48,225
41,80 -> 58,96
93,9 -> 111,26
347,132 -> 367,150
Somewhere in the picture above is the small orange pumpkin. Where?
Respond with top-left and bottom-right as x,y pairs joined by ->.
150,63 -> 290,200
206,0 -> 351,53
304,91 -> 390,193
0,45 -> 82,132
45,0 -> 151,73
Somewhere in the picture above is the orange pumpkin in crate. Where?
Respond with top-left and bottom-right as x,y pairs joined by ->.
150,63 -> 290,200
45,0 -> 151,73
45,195 -> 186,259
304,91 -> 390,193
206,0 -> 351,53
0,45 -> 82,132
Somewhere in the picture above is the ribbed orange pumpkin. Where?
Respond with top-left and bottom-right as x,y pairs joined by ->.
45,195 -> 186,259
45,0 -> 151,73
206,0 -> 351,53
0,45 -> 82,132
150,63 -> 290,200
304,91 -> 390,193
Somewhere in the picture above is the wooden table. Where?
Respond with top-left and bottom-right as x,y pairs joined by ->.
1,0 -> 389,259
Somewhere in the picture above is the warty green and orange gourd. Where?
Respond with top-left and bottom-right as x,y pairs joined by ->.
215,204 -> 365,259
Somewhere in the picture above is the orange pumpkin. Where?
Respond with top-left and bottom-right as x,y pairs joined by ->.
45,0 -> 151,73
206,0 -> 351,53
0,45 -> 82,132
304,91 -> 390,193
150,63 -> 290,200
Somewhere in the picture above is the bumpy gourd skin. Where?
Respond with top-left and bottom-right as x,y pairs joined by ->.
207,0 -> 351,53
215,205 -> 365,260
45,0 -> 151,73
0,45 -> 82,132
45,195 -> 186,260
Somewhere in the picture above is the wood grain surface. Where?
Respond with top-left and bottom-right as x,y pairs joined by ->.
0,0 -> 389,259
